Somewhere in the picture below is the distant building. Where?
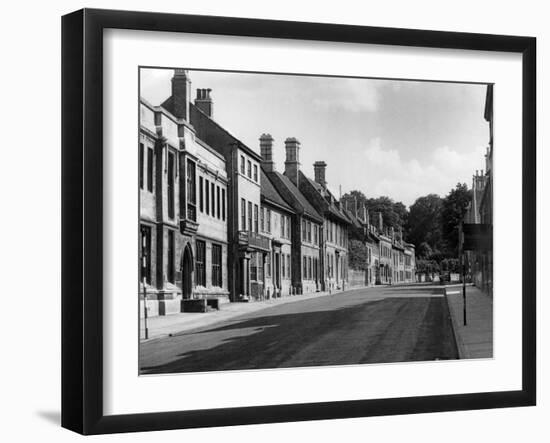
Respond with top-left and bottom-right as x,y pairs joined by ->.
403,243 -> 416,282
392,230 -> 406,284
377,213 -> 392,285
341,201 -> 368,288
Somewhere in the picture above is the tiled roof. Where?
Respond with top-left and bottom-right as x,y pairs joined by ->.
342,207 -> 364,229
260,169 -> 293,213
266,170 -> 323,223
302,174 -> 352,225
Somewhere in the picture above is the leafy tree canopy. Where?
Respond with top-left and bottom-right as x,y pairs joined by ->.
342,191 -> 408,232
441,183 -> 472,257
406,193 -> 442,253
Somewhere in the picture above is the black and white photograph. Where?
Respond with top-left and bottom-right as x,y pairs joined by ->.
138,68 -> 494,375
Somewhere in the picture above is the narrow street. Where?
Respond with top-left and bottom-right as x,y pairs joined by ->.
140,285 -> 458,374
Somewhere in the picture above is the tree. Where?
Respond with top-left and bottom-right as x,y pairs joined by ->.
417,241 -> 433,259
348,239 -> 369,270
406,194 -> 443,253
365,196 -> 408,229
342,191 -> 409,231
441,183 -> 472,257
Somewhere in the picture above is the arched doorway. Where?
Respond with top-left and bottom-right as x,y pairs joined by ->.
181,244 -> 193,300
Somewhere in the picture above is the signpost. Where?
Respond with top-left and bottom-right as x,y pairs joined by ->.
460,223 -> 493,327
141,236 -> 149,340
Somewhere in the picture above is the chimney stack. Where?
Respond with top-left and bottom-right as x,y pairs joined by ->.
378,212 -> 383,232
364,207 -> 369,227
313,161 -> 327,188
171,69 -> 190,120
195,88 -> 214,117
284,137 -> 301,186
259,134 -> 275,172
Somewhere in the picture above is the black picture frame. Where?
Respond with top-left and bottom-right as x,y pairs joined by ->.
61,8 -> 536,435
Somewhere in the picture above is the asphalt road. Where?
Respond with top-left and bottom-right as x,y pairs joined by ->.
140,285 -> 458,374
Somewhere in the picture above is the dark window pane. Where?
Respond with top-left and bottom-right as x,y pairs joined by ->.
195,240 -> 206,286
205,179 -> 210,215
217,186 -> 220,219
199,176 -> 204,212
212,244 -> 222,287
140,225 -> 152,284
147,148 -> 154,192
167,230 -> 175,283
222,188 -> 226,221
139,143 -> 144,189
168,153 -> 175,219
211,182 -> 215,216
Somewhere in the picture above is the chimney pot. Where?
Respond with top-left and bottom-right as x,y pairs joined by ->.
313,161 -> 327,188
260,133 -> 276,173
171,69 -> 190,120
284,137 -> 301,185
195,87 -> 214,117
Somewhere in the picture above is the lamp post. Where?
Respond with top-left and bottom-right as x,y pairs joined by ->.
141,235 -> 149,340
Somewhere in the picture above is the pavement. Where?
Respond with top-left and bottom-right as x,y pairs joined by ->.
139,284 -> 458,374
140,288 -> 344,341
444,285 -> 493,359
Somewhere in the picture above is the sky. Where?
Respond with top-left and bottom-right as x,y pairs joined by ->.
140,68 -> 490,207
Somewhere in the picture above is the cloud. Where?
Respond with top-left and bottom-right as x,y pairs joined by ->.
351,138 -> 487,206
310,78 -> 381,113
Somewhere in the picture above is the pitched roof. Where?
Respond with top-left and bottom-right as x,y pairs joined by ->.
265,169 -> 323,223
301,173 -> 352,225
342,207 -> 364,229
260,169 -> 293,213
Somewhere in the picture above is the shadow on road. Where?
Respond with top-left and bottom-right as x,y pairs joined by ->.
140,294 -> 458,375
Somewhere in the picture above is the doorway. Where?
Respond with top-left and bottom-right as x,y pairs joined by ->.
275,252 -> 281,291
181,244 -> 193,299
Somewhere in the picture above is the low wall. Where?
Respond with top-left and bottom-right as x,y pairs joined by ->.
348,269 -> 367,288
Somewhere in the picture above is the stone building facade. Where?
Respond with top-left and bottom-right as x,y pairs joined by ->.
139,69 -> 420,316
261,135 -> 324,295
298,161 -> 352,292
462,84 -> 493,296
188,81 -> 271,302
377,211 -> 393,285
139,71 -> 230,317
404,243 -> 416,282
259,166 -> 294,298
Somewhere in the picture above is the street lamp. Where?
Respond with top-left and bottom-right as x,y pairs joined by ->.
141,235 -> 149,340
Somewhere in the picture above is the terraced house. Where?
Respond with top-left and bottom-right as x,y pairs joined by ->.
261,134 -> 324,295
259,164 -> 294,298
376,213 -> 393,285
404,242 -> 416,282
298,160 -> 352,292
140,69 -> 419,317
188,82 -> 271,302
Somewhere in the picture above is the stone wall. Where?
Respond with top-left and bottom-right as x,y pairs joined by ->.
348,269 -> 367,288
